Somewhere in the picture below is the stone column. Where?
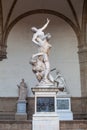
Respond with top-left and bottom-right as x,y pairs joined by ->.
78,0 -> 87,97
0,0 -> 7,60
78,48 -> 87,97
0,0 -> 3,60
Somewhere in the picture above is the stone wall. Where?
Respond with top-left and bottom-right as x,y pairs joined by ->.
0,120 -> 87,130
60,120 -> 87,130
0,97 -> 87,120
0,121 -> 32,130
27,97 -> 35,120
0,97 -> 17,113
71,97 -> 87,119
0,97 -> 17,120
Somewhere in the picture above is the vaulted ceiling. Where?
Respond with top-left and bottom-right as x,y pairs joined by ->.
2,0 -> 84,28
0,0 -> 86,60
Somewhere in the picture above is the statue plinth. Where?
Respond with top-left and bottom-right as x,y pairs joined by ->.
56,92 -> 73,120
32,86 -> 59,130
16,100 -> 27,113
31,87 -> 59,94
36,82 -> 54,88
15,100 -> 27,120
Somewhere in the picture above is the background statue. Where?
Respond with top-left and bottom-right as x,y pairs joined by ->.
17,79 -> 27,100
54,71 -> 66,91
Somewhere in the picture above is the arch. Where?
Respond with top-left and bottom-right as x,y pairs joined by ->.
6,13 -> 81,97
4,9 -> 80,45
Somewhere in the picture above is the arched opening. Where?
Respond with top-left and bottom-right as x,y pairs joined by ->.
0,14 -> 81,97
4,9 -> 79,46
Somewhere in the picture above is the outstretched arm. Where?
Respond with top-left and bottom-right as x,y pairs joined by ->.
40,18 -> 50,31
32,52 -> 44,59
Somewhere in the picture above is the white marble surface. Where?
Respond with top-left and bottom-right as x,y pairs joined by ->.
16,100 -> 26,113
56,96 -> 73,120
32,87 -> 59,130
57,111 -> 73,120
33,113 -> 59,130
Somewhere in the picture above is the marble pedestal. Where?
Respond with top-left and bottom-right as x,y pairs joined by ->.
32,87 -> 59,130
15,100 -> 27,120
56,92 -> 73,120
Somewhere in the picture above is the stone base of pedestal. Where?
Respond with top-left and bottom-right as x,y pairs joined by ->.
58,111 -> 73,120
15,113 -> 27,120
33,113 -> 59,130
32,87 -> 59,130
17,100 -> 27,113
56,93 -> 73,120
15,100 -> 27,120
